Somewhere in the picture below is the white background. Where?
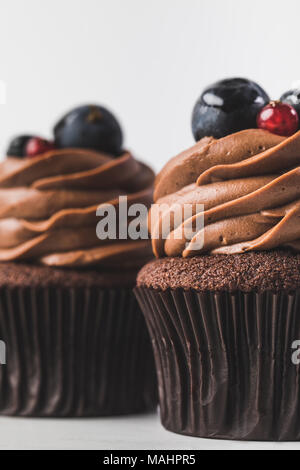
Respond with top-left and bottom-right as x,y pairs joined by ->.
1,0 -> 300,171
1,0 -> 300,451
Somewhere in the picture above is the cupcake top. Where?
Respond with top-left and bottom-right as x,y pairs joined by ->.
150,78 -> 300,258
1,105 -> 154,268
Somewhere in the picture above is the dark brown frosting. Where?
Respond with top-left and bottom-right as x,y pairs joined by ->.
151,129 -> 300,257
0,148 -> 154,267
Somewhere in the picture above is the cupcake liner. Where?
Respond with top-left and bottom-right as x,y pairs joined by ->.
135,287 -> 300,441
0,286 -> 157,417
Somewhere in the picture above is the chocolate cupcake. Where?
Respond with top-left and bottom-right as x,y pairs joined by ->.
135,79 -> 300,440
0,105 -> 157,416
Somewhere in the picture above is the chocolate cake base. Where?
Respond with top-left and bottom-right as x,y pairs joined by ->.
0,261 -> 140,289
137,250 -> 300,292
0,263 -> 157,417
135,251 -> 300,441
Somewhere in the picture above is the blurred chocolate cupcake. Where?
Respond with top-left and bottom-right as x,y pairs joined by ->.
0,104 -> 157,416
135,79 -> 300,440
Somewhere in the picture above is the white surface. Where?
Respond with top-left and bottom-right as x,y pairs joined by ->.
1,0 -> 300,170
0,412 -> 299,450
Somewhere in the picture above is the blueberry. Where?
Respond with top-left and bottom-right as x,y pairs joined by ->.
191,78 -> 270,140
54,105 -> 123,156
280,89 -> 300,120
6,135 -> 34,157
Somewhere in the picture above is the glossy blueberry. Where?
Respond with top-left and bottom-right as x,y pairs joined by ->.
6,135 -> 34,157
280,89 -> 300,120
191,78 -> 270,141
54,105 -> 123,156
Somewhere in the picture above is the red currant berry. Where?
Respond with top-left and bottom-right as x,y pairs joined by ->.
26,137 -> 56,158
257,101 -> 299,137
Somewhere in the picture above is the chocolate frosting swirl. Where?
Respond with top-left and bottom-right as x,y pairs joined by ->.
0,148 -> 154,267
151,129 -> 300,257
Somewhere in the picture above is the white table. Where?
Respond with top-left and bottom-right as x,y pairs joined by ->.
0,412 -> 299,450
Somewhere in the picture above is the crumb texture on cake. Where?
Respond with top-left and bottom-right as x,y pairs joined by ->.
0,262 -> 138,288
137,250 -> 300,292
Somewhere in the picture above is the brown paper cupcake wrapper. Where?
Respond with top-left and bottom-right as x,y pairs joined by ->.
135,287 -> 300,441
0,286 -> 157,417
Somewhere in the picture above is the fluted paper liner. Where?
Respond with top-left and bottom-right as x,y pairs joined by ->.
0,286 -> 157,417
135,287 -> 300,441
